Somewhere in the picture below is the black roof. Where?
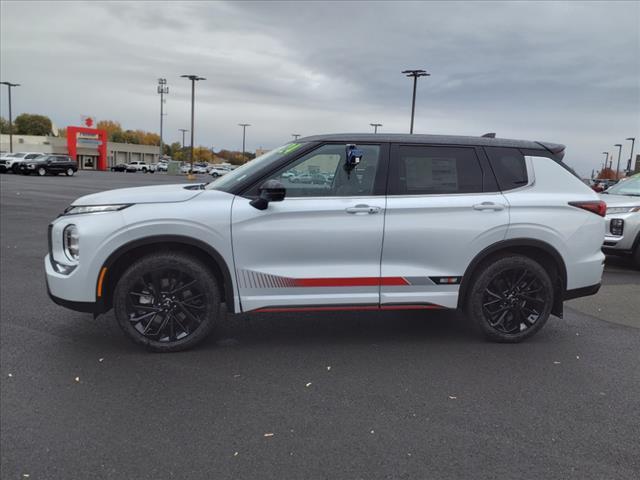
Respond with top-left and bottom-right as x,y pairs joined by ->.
297,133 -> 564,154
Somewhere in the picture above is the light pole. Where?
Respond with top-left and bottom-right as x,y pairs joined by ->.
238,123 -> 250,162
370,123 -> 382,134
292,134 -> 301,140
614,143 -> 623,179
1,81 -> 20,153
179,128 -> 188,148
180,75 -> 205,178
157,78 -> 169,160
601,152 -> 609,173
402,69 -> 429,134
626,137 -> 636,174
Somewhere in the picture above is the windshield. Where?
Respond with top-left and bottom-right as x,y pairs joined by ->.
8,153 -> 27,158
206,142 -> 306,192
604,175 -> 640,196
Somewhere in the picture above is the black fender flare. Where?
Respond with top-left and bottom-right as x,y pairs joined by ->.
98,234 -> 236,314
457,238 -> 567,316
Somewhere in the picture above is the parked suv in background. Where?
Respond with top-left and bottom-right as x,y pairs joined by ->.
45,133 -> 605,352
600,174 -> 640,267
0,152 -> 45,173
20,155 -> 78,176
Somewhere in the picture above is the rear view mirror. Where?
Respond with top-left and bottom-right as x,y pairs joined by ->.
345,144 -> 363,173
250,180 -> 286,210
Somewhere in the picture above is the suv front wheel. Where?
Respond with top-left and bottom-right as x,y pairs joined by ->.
113,252 -> 220,352
466,255 -> 553,342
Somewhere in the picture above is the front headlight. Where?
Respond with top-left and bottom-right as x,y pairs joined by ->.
64,204 -> 131,215
63,225 -> 79,261
606,206 -> 640,214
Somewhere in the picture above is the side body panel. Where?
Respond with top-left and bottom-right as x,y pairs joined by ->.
503,156 -> 605,290
231,195 -> 386,312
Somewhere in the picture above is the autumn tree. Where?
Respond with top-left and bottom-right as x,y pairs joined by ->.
96,120 -> 123,140
14,113 -> 53,135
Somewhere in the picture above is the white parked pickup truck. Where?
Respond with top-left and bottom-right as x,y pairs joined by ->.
125,161 -> 155,173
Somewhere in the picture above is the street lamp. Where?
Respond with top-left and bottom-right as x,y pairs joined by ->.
180,75 -> 205,177
179,128 -> 188,148
601,152 -> 609,172
401,69 -> 430,134
157,78 -> 169,160
614,143 -> 623,179
626,137 -> 636,174
370,123 -> 382,134
292,134 -> 301,140
238,123 -> 250,162
0,81 -> 20,153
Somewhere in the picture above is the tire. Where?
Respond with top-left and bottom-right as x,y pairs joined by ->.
66,168 -> 75,176
12,164 -> 21,174
466,255 -> 553,343
633,243 -> 640,270
37,167 -> 47,176
212,173 -> 219,178
142,168 -> 147,173
113,252 -> 220,352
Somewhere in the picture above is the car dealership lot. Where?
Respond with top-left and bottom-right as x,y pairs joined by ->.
1,172 -> 639,479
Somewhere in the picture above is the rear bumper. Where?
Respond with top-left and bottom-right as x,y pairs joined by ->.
564,283 -> 601,301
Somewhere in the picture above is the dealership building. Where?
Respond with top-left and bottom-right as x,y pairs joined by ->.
0,126 -> 160,170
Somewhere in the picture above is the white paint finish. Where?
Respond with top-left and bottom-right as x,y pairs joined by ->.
380,192 -> 509,306
72,183 -> 203,206
231,195 -> 385,311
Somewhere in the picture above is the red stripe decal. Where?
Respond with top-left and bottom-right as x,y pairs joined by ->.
293,277 -> 409,287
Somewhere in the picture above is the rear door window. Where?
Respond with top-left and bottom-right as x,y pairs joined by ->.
484,147 -> 528,191
388,145 -> 484,195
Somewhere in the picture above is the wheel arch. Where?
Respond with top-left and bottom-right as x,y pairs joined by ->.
458,238 -> 567,317
98,235 -> 236,314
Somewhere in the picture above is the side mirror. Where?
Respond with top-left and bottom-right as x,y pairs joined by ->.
345,144 -> 363,173
250,179 -> 286,210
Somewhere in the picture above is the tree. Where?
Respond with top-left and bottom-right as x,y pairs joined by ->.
597,167 -> 617,180
0,116 -> 12,134
14,113 -> 52,136
57,127 -> 67,138
193,146 -> 214,163
96,120 -> 123,140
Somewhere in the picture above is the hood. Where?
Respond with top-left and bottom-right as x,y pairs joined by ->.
72,183 -> 205,206
599,193 -> 640,208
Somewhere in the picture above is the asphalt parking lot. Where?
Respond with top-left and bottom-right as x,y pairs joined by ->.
1,171 -> 639,479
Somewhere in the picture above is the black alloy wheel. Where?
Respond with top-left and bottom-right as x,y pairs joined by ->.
114,253 -> 220,352
467,255 -> 553,342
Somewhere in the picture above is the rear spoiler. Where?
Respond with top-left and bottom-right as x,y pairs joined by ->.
537,141 -> 566,161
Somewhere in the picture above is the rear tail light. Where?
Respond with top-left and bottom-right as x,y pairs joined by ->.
568,201 -> 607,217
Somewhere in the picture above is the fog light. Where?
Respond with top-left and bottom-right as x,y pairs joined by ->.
610,218 -> 624,236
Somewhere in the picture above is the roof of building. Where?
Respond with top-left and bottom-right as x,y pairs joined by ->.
296,133 -> 564,153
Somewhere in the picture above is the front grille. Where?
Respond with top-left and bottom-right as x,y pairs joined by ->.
0,160 -> 6,165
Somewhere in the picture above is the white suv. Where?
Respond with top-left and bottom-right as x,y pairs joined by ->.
45,134 -> 605,352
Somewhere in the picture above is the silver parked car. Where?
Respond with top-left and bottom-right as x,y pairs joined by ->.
600,173 -> 640,267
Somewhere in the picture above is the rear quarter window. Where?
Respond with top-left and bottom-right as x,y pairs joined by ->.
484,147 -> 528,191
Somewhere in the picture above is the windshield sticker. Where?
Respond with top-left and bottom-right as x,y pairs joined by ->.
277,143 -> 302,155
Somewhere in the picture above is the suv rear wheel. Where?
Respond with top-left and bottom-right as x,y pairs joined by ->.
37,167 -> 47,176
466,255 -> 553,342
113,252 -> 220,352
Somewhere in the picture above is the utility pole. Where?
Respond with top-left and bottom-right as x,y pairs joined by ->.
180,75 -> 205,179
238,123 -> 250,162
179,129 -> 188,148
370,123 -> 382,134
402,69 -> 429,134
1,81 -> 20,153
614,143 -> 623,179
626,137 -> 636,174
157,78 -> 168,160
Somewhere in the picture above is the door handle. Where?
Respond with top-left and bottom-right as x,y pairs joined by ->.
472,202 -> 505,211
346,204 -> 381,214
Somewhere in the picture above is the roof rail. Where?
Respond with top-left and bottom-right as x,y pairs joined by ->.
481,132 -> 496,138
